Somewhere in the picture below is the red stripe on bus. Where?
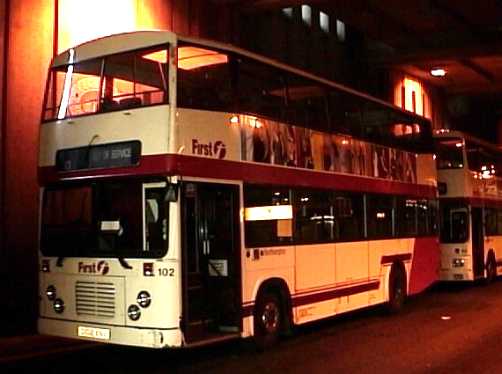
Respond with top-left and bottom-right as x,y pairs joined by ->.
241,280 -> 380,317
291,281 -> 380,307
39,154 -> 437,197
381,253 -> 412,264
241,305 -> 254,318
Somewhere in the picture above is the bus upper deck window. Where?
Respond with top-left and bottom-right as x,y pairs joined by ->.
43,45 -> 169,121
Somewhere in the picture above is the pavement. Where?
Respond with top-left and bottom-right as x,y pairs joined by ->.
0,334 -> 96,364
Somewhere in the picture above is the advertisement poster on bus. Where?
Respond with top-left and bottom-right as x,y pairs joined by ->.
240,116 -> 417,183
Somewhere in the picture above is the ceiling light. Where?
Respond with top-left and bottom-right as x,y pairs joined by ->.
430,68 -> 447,77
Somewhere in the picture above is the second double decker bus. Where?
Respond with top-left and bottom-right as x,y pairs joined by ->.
38,31 -> 438,349
436,130 -> 502,282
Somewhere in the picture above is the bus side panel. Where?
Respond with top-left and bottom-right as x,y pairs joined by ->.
408,237 -> 439,295
295,243 -> 335,290
336,241 -> 369,283
242,245 -> 295,310
293,243 -> 336,324
368,239 -> 411,303
335,241 -> 370,313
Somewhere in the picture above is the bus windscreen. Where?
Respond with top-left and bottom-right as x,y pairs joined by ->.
435,138 -> 464,169
43,45 -> 169,121
41,181 -> 168,258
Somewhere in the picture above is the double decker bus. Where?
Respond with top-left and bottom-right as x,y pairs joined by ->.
38,31 -> 438,349
436,130 -> 502,282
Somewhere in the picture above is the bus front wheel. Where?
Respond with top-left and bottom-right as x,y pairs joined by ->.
254,292 -> 282,350
386,264 -> 407,314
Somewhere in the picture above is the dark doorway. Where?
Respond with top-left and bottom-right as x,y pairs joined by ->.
471,207 -> 485,278
181,182 -> 241,343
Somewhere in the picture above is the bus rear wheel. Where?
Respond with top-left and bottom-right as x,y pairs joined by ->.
386,264 -> 407,314
254,292 -> 282,350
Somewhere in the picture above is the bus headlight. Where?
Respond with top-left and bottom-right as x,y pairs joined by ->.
53,298 -> 65,313
46,285 -> 56,301
453,258 -> 465,268
127,304 -> 141,321
137,291 -> 151,308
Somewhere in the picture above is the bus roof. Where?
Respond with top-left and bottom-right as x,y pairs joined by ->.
435,129 -> 502,154
52,30 -> 431,128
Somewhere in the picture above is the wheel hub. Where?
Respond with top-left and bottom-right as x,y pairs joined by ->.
261,302 -> 280,333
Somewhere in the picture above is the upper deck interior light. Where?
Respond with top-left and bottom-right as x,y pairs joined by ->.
229,115 -> 239,124
178,46 -> 228,71
430,68 -> 447,77
142,50 -> 168,64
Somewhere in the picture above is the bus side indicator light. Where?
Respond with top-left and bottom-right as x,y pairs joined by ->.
42,260 -> 50,273
143,263 -> 154,276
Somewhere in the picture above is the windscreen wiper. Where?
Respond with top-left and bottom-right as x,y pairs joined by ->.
117,255 -> 133,270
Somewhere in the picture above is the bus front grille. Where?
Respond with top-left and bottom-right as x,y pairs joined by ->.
75,281 -> 116,318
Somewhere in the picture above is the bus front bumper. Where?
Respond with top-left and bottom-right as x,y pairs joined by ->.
38,317 -> 183,348
439,269 -> 475,281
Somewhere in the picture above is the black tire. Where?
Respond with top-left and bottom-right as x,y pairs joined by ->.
485,254 -> 497,284
254,292 -> 282,350
386,264 -> 407,314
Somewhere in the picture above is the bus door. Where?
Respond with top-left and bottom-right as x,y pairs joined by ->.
181,182 -> 241,342
471,207 -> 485,278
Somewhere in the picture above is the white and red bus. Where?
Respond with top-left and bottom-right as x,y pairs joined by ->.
38,31 -> 438,349
436,130 -> 502,282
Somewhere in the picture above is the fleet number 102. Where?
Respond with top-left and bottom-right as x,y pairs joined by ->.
159,268 -> 175,277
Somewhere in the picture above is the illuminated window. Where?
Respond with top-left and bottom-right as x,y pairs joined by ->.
394,76 -> 433,119
244,186 -> 292,246
302,5 -> 312,26
282,7 -> 293,18
336,20 -> 346,42
367,195 -> 394,238
320,11 -> 329,33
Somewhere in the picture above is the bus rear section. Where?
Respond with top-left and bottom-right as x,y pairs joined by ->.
436,131 -> 502,282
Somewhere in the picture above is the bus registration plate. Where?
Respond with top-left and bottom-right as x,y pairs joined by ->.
77,326 -> 110,340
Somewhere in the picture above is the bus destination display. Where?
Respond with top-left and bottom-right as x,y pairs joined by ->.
56,141 -> 141,171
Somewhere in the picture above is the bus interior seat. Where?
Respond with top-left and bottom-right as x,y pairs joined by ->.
101,99 -> 119,111
119,97 -> 142,109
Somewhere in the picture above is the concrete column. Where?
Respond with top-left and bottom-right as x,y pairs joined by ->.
0,0 -> 7,266
3,0 -> 54,333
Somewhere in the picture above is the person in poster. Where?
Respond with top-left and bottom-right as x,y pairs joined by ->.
353,140 -> 367,176
270,120 -> 286,165
311,130 -> 325,171
338,136 -> 353,174
252,121 -> 271,163
374,145 -> 389,179
389,149 -> 404,181
323,132 -> 339,172
296,127 -> 314,169
285,125 -> 297,167
404,152 -> 417,183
